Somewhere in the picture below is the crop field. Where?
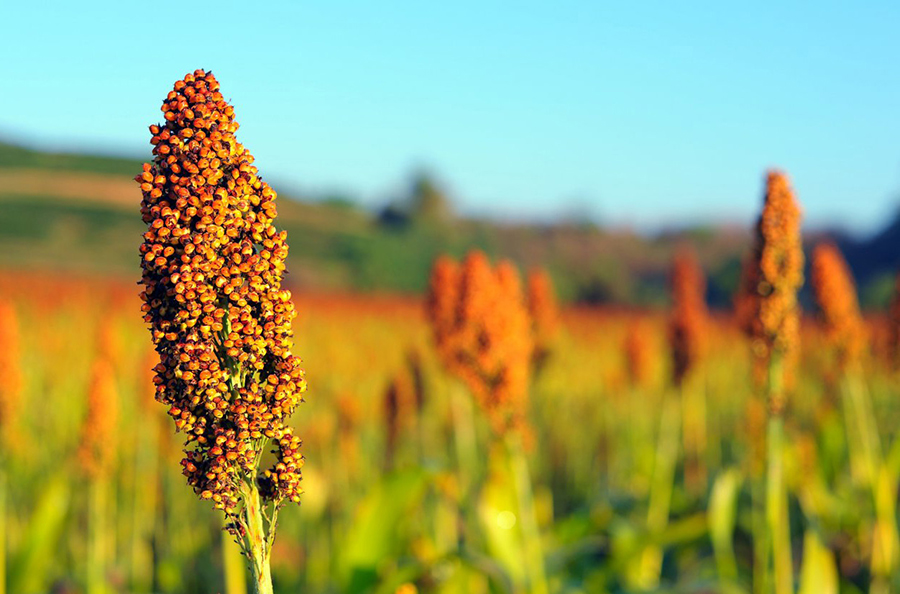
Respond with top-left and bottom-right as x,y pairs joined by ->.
2,251 -> 900,594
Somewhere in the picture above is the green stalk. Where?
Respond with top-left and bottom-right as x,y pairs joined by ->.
0,464 -> 5,594
130,418 -> 157,592
766,415 -> 792,594
450,384 -> 480,551
765,354 -> 792,594
87,476 -> 109,594
842,370 -> 898,586
751,476 -> 769,594
637,392 -> 681,589
240,480 -> 274,594
842,373 -> 880,487
709,468 -> 742,584
681,376 -> 707,495
506,433 -> 548,594
705,375 -> 722,478
451,385 -> 478,498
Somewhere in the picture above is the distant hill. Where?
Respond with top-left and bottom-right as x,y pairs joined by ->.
1,139 -> 897,309
0,140 -> 143,176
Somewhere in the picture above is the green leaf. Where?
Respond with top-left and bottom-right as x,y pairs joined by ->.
338,469 -> 430,593
9,476 -> 70,593
708,468 -> 742,580
477,445 -> 526,586
798,529 -> 838,594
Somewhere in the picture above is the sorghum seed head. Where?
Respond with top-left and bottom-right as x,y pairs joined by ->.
0,300 -> 23,447
425,251 -> 533,436
668,247 -> 708,385
624,318 -> 654,390
810,242 -> 867,368
79,359 -> 119,478
736,170 -> 804,412
137,69 -> 306,511
526,268 -> 559,369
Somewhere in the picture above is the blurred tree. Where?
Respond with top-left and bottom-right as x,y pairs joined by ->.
408,170 -> 453,224
376,203 -> 410,229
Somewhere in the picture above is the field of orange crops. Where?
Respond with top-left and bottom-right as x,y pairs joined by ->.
3,252 -> 900,593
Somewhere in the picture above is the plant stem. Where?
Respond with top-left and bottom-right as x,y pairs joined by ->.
751,475 -> 768,594
842,370 -> 898,585
88,476 -> 108,594
638,392 -> 681,589
130,417 -> 157,592
450,385 -> 479,552
241,480 -> 273,594
451,386 -> 478,498
765,352 -> 792,594
506,433 -> 548,594
0,464 -> 6,594
766,415 -> 792,594
682,376 -> 707,495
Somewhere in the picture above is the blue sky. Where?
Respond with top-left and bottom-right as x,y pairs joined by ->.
3,1 -> 899,233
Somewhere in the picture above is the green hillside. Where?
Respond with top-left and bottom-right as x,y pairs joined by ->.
0,140 -> 754,305
0,140 -> 143,176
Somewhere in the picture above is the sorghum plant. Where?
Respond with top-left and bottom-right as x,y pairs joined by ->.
668,248 -> 709,492
136,69 -> 306,594
810,243 -> 867,370
382,353 -> 424,471
526,268 -> 559,372
738,171 -> 804,410
811,242 -> 897,584
623,319 -> 654,391
668,248 -> 707,387
425,251 -> 546,594
739,170 -> 803,594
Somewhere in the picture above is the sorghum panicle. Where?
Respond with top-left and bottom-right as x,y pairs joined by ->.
136,69 -> 306,514
425,251 -> 533,435
382,365 -> 417,468
406,350 -> 426,415
78,360 -> 119,478
0,300 -> 23,446
737,170 -> 804,411
425,255 -> 460,367
668,248 -> 708,385
526,268 -> 559,368
624,319 -> 654,390
97,317 -> 122,369
810,242 -> 867,369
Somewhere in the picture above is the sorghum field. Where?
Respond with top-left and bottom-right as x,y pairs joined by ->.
4,228 -> 900,593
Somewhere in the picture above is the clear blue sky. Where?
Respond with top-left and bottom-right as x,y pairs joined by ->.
3,1 -> 899,233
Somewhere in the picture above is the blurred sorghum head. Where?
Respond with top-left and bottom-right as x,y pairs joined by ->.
668,248 -> 707,385
0,300 -> 22,448
736,170 -> 804,412
526,268 -> 559,369
425,251 -> 533,436
810,242 -> 867,368
78,359 -> 118,478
